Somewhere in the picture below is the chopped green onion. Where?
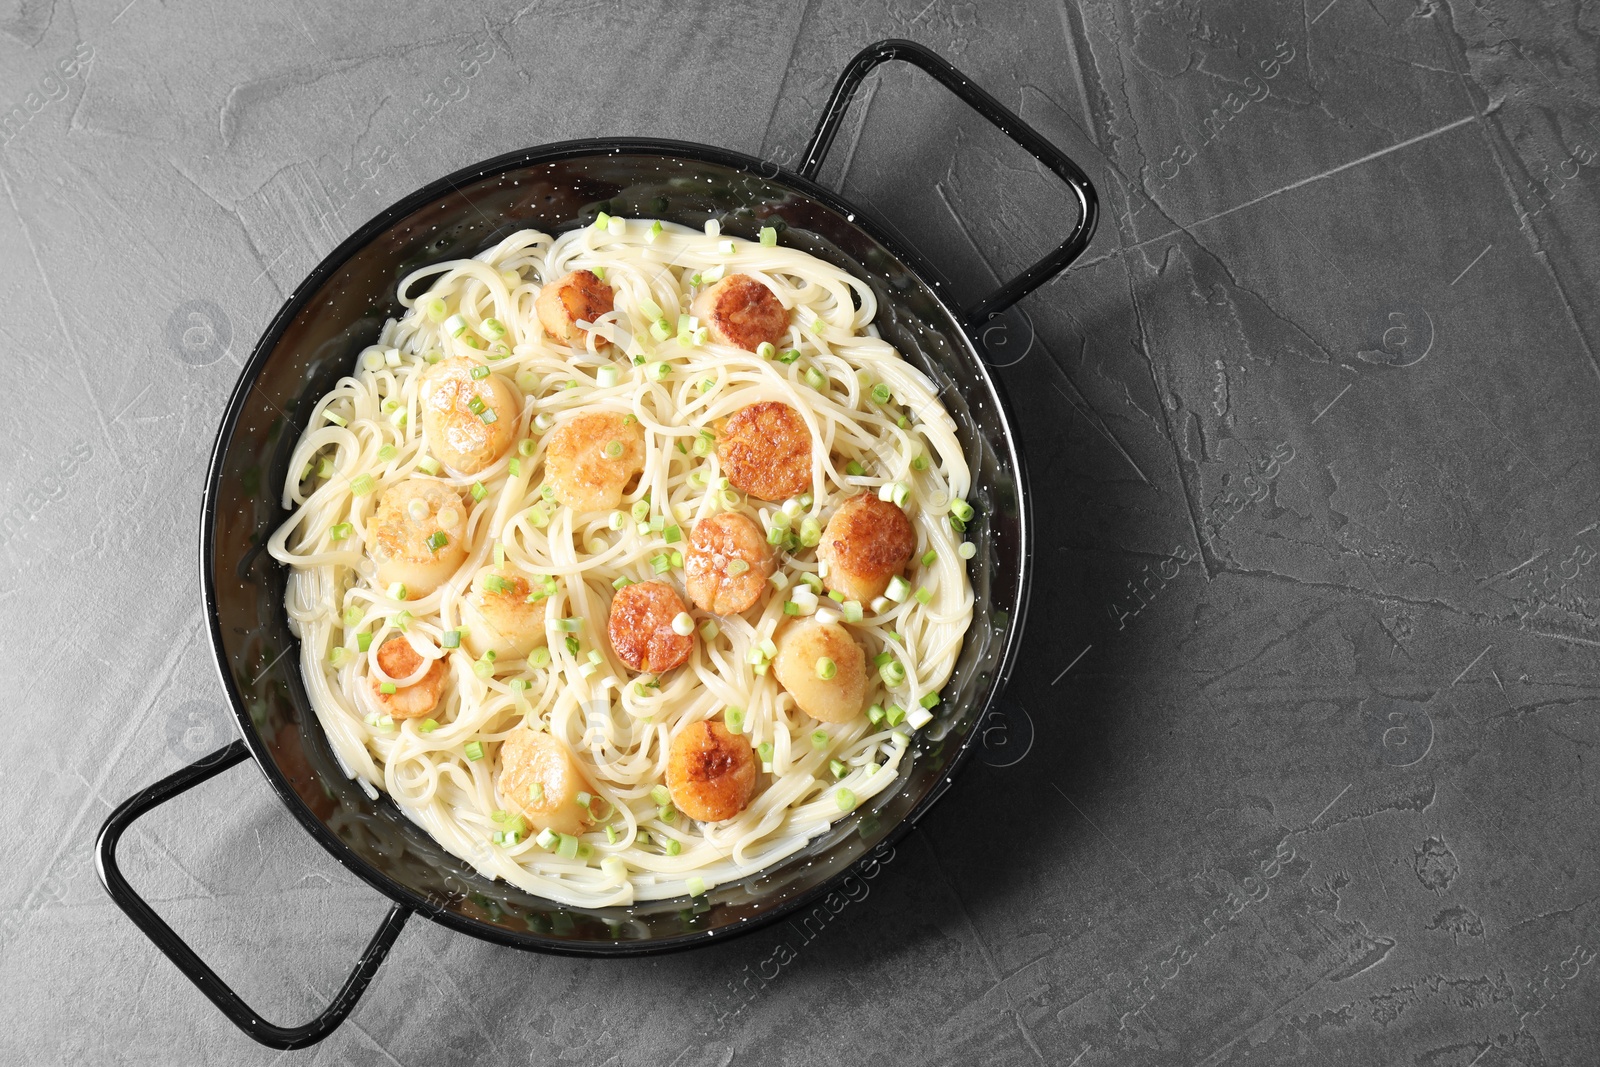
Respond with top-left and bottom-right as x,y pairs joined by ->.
443,313 -> 468,337
867,703 -> 886,725
596,365 -> 620,389
648,360 -> 671,381
920,691 -> 940,709
914,586 -> 933,605
388,582 -> 408,601
881,660 -> 907,687
783,601 -> 799,616
425,530 -> 449,552
958,541 -> 976,560
686,875 -> 707,897
417,456 -> 441,475
612,575 -> 634,590
885,576 -> 911,603
557,833 -> 579,859
554,617 -> 583,632
324,410 -> 347,427
441,629 -> 461,649
650,784 -> 670,805
671,612 -> 694,636
648,220 -> 663,242
482,574 -> 512,595
349,474 -> 375,497
473,656 -> 493,679
357,632 -> 373,652
756,341 -> 776,359
699,619 -> 720,641
479,407 -> 497,425
829,758 -> 848,779
911,453 -> 930,472
804,367 -> 827,390
535,828 -> 559,850
870,383 -> 892,405
464,741 -> 484,761
564,636 -> 580,655
419,718 -> 438,733
530,647 -> 552,669
886,705 -> 906,726
798,518 -> 822,547
845,460 -> 865,477
470,482 -> 488,502
757,741 -> 774,763
394,610 -> 412,632
727,559 -> 750,576
650,553 -> 671,575
725,707 -> 744,733
658,803 -> 677,824
605,824 -> 619,845
778,348 -> 801,364
330,522 -> 353,541
950,498 -> 975,522
329,646 -> 349,668
508,458 -> 522,478
811,729 -> 828,750
759,226 -> 777,247
376,443 -> 396,462
603,439 -> 624,459
420,295 -> 448,322
815,657 -> 836,680
481,318 -> 506,340
835,788 -> 857,812
663,837 -> 681,857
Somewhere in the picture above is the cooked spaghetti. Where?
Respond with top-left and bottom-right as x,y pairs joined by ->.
269,217 -> 976,907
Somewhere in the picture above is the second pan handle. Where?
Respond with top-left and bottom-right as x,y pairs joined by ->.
95,739 -> 413,1050
799,39 -> 1099,325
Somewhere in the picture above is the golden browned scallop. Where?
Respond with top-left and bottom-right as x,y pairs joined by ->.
816,493 -> 916,603
369,636 -> 447,720
607,580 -> 693,673
666,719 -> 758,822
544,410 -> 646,512
459,566 -> 549,661
420,357 -> 520,474
690,274 -> 789,352
683,512 -> 776,615
536,269 -> 615,344
367,479 -> 469,597
498,726 -> 593,836
715,401 -> 812,501
772,621 -> 867,724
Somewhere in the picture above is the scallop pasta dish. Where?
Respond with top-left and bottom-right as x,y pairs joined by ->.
269,216 -> 977,907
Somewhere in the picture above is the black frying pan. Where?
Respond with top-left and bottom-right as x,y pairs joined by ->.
95,40 -> 1096,1050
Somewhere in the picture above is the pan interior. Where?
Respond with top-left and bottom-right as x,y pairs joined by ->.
208,143 -> 1027,951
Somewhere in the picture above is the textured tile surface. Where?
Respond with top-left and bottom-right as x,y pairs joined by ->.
1,1 -> 1597,1063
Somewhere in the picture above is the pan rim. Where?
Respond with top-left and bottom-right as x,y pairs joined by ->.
200,136 -> 1035,956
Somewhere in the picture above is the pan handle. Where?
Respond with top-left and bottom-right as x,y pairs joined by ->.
95,738 -> 413,1050
799,38 -> 1098,325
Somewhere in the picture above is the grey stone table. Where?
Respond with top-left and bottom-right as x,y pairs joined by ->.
2,1 -> 1596,1064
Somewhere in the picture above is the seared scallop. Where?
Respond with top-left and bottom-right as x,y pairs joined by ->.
367,479 -> 469,597
460,566 -> 549,661
369,635 -> 447,720
816,493 -> 915,603
772,621 -> 867,724
420,357 -> 520,474
715,401 -> 812,501
684,512 -> 775,615
607,580 -> 693,673
666,719 -> 758,822
498,726 -> 593,836
690,274 -> 788,352
544,410 -> 646,512
536,269 -> 615,344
